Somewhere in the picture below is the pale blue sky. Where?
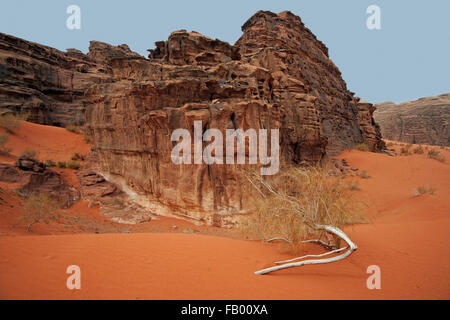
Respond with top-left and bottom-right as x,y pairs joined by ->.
1,0 -> 449,103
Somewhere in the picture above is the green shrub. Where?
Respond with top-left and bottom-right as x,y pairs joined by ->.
45,160 -> 56,167
57,161 -> 67,168
20,149 -> 37,159
67,160 -> 81,170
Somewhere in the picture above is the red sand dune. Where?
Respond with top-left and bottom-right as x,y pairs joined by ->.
0,124 -> 449,299
0,121 -> 91,164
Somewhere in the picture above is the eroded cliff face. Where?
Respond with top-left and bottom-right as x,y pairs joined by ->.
0,11 -> 385,226
236,11 -> 384,155
85,31 -> 281,225
374,94 -> 450,146
0,33 -> 113,126
84,11 -> 384,225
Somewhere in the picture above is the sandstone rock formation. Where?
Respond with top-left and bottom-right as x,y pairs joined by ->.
77,154 -> 155,224
236,11 -> 385,155
0,33 -> 113,126
83,10 -> 384,225
0,11 -> 385,226
0,158 -> 79,208
374,93 -> 450,146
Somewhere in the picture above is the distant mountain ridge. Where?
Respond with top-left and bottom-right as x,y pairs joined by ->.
374,93 -> 450,146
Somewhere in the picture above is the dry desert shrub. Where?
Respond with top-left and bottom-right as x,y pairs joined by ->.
67,160 -> 81,170
358,170 -> 371,179
19,193 -> 60,232
241,165 -> 366,251
20,148 -> 38,159
413,185 -> 436,196
71,152 -> 85,161
45,159 -> 57,167
413,146 -> 424,154
400,145 -> 412,156
347,180 -> 361,191
428,149 -> 445,163
57,161 -> 67,168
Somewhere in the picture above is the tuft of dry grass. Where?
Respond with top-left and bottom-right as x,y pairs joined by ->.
20,149 -> 37,159
400,145 -> 412,156
241,165 -> 366,252
413,146 -> 424,154
428,149 -> 445,163
412,185 -> 436,197
57,161 -> 67,168
347,181 -> 361,191
358,171 -> 371,179
71,152 -> 85,161
45,160 -> 56,167
67,160 -> 81,170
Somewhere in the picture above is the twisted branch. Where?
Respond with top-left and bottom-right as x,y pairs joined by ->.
255,224 -> 357,275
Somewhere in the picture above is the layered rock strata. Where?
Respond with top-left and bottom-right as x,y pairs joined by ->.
374,93 -> 449,146
0,11 -> 385,225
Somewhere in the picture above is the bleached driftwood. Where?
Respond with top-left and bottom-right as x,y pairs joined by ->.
255,224 -> 357,275
274,246 -> 348,265
243,168 -> 359,276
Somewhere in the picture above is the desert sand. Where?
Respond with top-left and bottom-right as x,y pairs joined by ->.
0,123 -> 449,299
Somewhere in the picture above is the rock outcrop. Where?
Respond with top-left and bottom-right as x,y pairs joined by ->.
77,153 -> 155,224
236,11 -> 384,155
0,158 -> 80,208
0,11 -> 385,225
83,10 -> 384,225
0,33 -> 113,126
374,93 -> 450,146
